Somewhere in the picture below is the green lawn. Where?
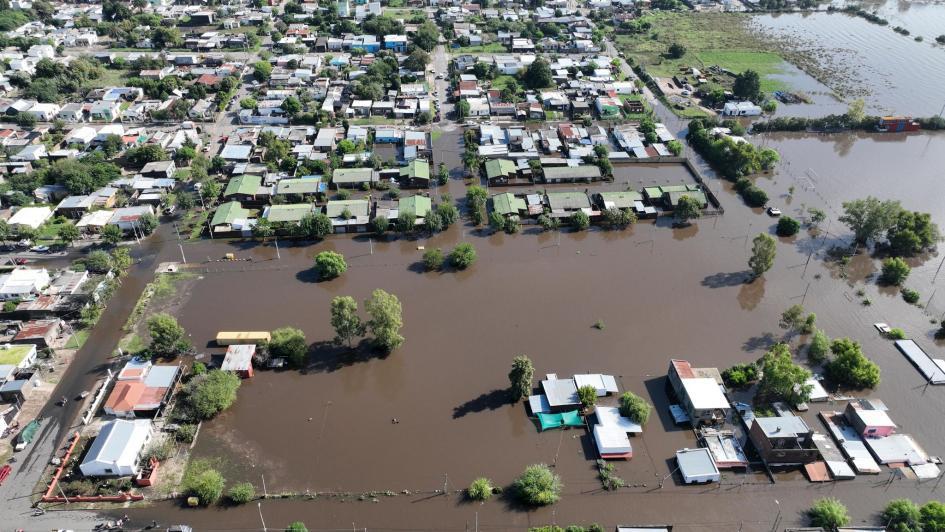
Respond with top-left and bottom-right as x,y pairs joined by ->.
0,345 -> 35,365
490,75 -> 518,91
65,330 -> 90,350
86,68 -> 133,89
695,51 -> 787,93
450,43 -> 506,54
36,221 -> 68,244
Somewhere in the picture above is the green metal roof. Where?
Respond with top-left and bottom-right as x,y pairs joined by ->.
276,178 -> 321,195
485,159 -> 516,179
211,201 -> 250,227
326,199 -> 370,218
546,191 -> 591,210
223,174 -> 261,197
398,195 -> 432,217
332,167 -> 374,184
542,165 -> 602,180
598,191 -> 643,209
491,192 -> 526,216
265,203 -> 314,223
665,190 -> 707,207
399,159 -> 430,181
660,184 -> 701,194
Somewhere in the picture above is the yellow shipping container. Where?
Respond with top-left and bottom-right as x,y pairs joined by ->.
216,331 -> 271,346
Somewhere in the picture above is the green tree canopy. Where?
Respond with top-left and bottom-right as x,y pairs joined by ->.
365,289 -> 404,352
508,355 -> 534,402
825,338 -> 880,389
758,343 -> 812,404
270,326 -> 308,367
183,370 -> 241,420
147,312 -> 188,355
330,296 -> 364,348
748,233 -> 776,277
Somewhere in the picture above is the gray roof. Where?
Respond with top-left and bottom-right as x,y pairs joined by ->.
542,164 -> 602,180
541,378 -> 578,407
676,447 -> 718,476
80,419 -> 152,469
221,144 -> 253,160
754,416 -> 811,438
143,365 -> 179,388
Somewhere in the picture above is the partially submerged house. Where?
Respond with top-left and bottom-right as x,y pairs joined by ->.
748,416 -> 819,466
668,359 -> 730,426
221,344 -> 255,378
79,419 -> 153,477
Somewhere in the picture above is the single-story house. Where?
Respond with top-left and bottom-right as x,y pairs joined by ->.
0,268 -> 51,301
668,359 -> 730,426
11,319 -> 61,348
326,199 -> 370,233
0,343 -> 38,369
485,159 -> 518,186
105,359 -> 180,418
140,160 -> 176,180
545,191 -> 591,215
79,419 -> 153,477
542,165 -> 602,184
398,195 -> 431,220
220,144 -> 253,162
398,159 -> 429,188
491,192 -> 526,218
223,174 -> 263,202
211,201 -> 251,234
221,344 -> 255,378
55,195 -> 96,218
108,206 -> 155,232
275,177 -> 324,198
8,206 -> 53,230
263,204 -> 315,224
332,168 -> 375,189
845,400 -> 897,439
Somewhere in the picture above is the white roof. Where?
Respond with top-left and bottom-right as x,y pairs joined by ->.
80,419 -> 152,472
864,433 -> 928,465
676,447 -> 720,482
680,377 -> 730,410
76,209 -> 115,228
8,206 -> 52,229
596,406 -> 642,433
805,377 -> 829,401
593,424 -> 631,455
852,408 -> 896,428
528,394 -> 551,415
0,268 -> 49,295
573,374 -> 618,396
222,344 -> 255,371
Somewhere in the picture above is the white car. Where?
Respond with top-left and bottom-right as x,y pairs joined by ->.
766,207 -> 782,217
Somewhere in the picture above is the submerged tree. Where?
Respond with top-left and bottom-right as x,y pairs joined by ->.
508,355 -> 534,402
330,296 -> 364,348
748,233 -> 777,278
365,289 -> 404,352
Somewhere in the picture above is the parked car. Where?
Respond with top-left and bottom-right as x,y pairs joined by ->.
30,245 -> 50,253
766,207 -> 782,217
16,239 -> 32,248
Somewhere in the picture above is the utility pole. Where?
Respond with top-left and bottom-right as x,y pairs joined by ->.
257,502 -> 267,532
274,237 -> 281,260
261,473 -> 267,497
178,242 -> 186,264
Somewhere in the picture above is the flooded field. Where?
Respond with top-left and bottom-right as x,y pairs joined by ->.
749,10 -> 945,115
111,131 -> 945,529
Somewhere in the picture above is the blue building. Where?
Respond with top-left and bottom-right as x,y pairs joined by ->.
384,34 -> 408,53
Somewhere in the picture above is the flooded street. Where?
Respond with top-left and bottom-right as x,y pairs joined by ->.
749,9 -> 945,115
110,126 -> 945,528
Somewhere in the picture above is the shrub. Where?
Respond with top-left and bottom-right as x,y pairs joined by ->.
883,498 -> 921,532
577,384 -> 597,409
467,477 -> 493,501
176,424 -> 197,443
508,355 -> 534,402
921,501 -> 945,531
538,214 -> 558,231
886,327 -> 906,340
270,327 -> 308,367
513,464 -> 562,506
825,338 -> 880,389
371,215 -> 389,235
228,482 -> 255,504
287,524 -> 308,532
192,361 -> 207,376
314,251 -> 347,280
808,498 -> 850,529
721,363 -> 758,388
881,257 -> 911,285
808,329 -> 830,364
184,460 -> 225,506
901,288 -> 920,304
182,370 -> 241,420
422,247 -> 444,271
449,243 -> 477,269
618,391 -> 651,425
570,210 -> 590,230
776,216 -> 800,236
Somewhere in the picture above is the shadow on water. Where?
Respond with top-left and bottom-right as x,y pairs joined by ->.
742,332 -> 777,353
452,388 -> 510,419
644,377 -> 686,434
702,270 -> 751,288
738,276 -> 766,310
304,339 -> 384,373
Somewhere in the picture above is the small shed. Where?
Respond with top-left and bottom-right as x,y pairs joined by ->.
221,344 -> 255,378
676,448 -> 720,484
594,425 -> 632,459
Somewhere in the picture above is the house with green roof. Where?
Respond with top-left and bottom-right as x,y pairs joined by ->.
398,159 -> 430,188
332,168 -> 376,189
545,191 -> 591,214
398,195 -> 432,220
211,201 -> 251,233
642,184 -> 705,209
491,192 -> 526,218
326,199 -> 371,233
263,203 -> 315,224
595,191 -> 643,210
485,159 -> 518,185
274,178 -> 325,199
542,165 -> 602,184
223,174 -> 263,202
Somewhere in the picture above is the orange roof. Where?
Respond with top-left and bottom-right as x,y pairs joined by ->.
672,359 -> 695,379
104,381 -> 145,413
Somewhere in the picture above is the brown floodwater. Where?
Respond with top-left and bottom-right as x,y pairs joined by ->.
94,129 -> 945,530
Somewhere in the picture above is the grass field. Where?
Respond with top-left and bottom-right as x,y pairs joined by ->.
450,43 -> 506,54
490,75 -> 518,91
615,12 -> 790,94
65,330 -> 90,350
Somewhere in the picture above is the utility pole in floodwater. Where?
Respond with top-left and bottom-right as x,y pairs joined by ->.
257,502 -> 267,532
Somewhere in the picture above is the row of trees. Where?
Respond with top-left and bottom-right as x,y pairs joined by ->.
329,290 -> 405,353
808,497 -> 945,531
839,197 -> 940,255
688,119 -> 780,181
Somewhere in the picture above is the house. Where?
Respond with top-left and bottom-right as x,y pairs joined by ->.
76,210 -> 115,234
275,178 -> 324,199
55,196 -> 95,219
220,144 -> 253,162
676,448 -> 720,484
539,376 -> 579,412
399,195 -> 432,220
24,102 -> 60,121
491,192 -> 526,218
263,203 -> 315,224
667,359 -> 730,426
541,165 -> 602,184
211,201 -> 252,235
89,101 -> 121,122
221,344 -> 255,378
722,101 -> 762,117
11,144 -> 47,162
332,168 -> 375,189
189,99 -> 214,121
326,199 -> 370,233
545,191 -> 591,215
595,191 -> 644,211
312,128 -> 338,152
79,419 -> 153,477
11,319 -> 61,349
8,206 -> 52,230
105,359 -> 180,418
140,160 -> 176,180
0,268 -> 51,300
845,400 -> 897,439
384,34 -> 408,52
484,159 -> 518,185
223,175 -> 263,202
595,96 -> 622,119
108,206 -> 155,232
0,343 -> 38,369
748,416 -> 819,466
398,159 -> 430,188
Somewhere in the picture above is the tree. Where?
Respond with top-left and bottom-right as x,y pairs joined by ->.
733,69 -> 761,101
825,338 -> 880,388
456,98 -> 470,120
513,464 -> 562,506
298,213 -> 333,239
85,250 -> 113,274
424,211 -> 444,233
403,49 -> 430,72
111,248 -> 132,272
667,42 -> 686,58
508,355 -> 534,402
748,233 -> 776,277
808,328 -> 830,364
921,501 -> 945,532
422,247 -> 444,271
887,210 -> 940,255
603,208 -> 636,229
839,197 -> 902,245
281,96 -> 302,115
396,211 -> 416,233
101,224 -> 123,246
365,289 -> 404,352
101,134 -> 123,158
371,215 -> 389,235
570,210 -> 590,231
880,257 -> 910,285
449,243 -> 477,269
287,523 -> 308,532
674,195 -> 701,224
314,251 -> 347,280
846,98 -> 865,123
228,482 -> 255,504
240,97 -> 257,109
883,499 -> 921,532
758,343 -> 812,404
436,202 -> 459,227
126,144 -> 168,166
330,296 -> 364,348
468,478 -> 493,501
184,463 -> 225,506
489,210 -> 505,233
522,57 -> 553,89
808,498 -> 850,530
148,312 -> 188,355
777,216 -> 800,236
618,391 -> 651,425
138,212 -> 158,235
57,222 -> 79,246
412,21 -> 439,51
253,61 -> 272,82
183,370 -> 240,420
252,218 -> 274,240
202,181 -> 222,205
270,327 -> 308,367
577,385 -> 597,410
